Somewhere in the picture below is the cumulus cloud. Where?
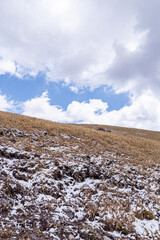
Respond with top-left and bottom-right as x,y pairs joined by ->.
0,0 -> 159,94
107,0 -> 160,97
0,0 -> 138,88
22,91 -> 69,122
22,91 -> 160,131
0,0 -> 160,96
0,92 -> 15,111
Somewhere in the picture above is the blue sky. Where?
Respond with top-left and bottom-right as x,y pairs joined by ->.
0,0 -> 160,130
0,73 -> 130,112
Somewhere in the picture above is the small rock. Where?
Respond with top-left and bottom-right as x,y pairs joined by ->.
73,171 -> 80,181
64,209 -> 75,219
41,130 -> 48,135
98,128 -> 111,132
0,130 -> 4,136
12,170 -> 29,181
53,168 -> 62,180
136,183 -> 145,190
155,188 -> 160,195
0,198 -> 8,212
68,234 -> 75,240
40,218 -> 48,231
10,138 -> 17,143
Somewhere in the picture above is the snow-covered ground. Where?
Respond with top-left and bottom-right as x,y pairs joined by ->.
0,127 -> 159,240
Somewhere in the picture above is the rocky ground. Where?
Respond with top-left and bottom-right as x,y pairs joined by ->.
0,126 -> 160,240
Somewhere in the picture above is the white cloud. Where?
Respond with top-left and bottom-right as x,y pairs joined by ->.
22,92 -> 110,123
107,0 -> 160,97
0,0 -> 138,88
22,91 -> 70,122
0,92 -> 15,111
0,0 -> 159,96
69,86 -> 78,93
0,59 -> 16,75
0,0 -> 159,93
22,91 -> 160,131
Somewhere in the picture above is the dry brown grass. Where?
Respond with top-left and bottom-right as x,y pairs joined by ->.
0,110 -> 160,166
79,123 -> 160,141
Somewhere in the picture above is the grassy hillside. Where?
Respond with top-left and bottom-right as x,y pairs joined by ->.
79,123 -> 160,141
0,110 -> 160,165
0,111 -> 160,240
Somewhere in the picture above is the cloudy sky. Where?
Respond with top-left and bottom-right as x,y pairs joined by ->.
0,0 -> 160,130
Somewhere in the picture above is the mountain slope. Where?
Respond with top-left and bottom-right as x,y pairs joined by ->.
0,111 -> 160,240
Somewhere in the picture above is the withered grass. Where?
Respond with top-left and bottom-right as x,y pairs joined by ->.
0,110 -> 160,166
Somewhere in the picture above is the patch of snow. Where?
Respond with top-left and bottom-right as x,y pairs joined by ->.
36,193 -> 54,202
60,134 -> 71,139
45,146 -> 69,152
134,218 -> 160,238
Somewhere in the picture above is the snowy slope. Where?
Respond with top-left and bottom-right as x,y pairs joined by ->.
0,125 -> 160,240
